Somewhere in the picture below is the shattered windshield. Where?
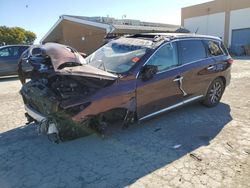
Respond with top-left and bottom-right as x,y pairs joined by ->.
86,38 -> 151,74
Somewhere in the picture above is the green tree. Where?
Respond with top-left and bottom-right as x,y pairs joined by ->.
0,26 -> 36,45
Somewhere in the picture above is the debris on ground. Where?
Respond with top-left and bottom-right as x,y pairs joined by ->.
189,153 -> 202,162
154,128 -> 161,132
243,149 -> 250,155
226,142 -> 233,149
172,144 -> 182,149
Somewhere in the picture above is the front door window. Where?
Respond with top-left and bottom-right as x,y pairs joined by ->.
146,43 -> 178,72
136,42 -> 182,118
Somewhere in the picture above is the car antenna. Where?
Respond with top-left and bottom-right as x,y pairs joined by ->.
195,27 -> 199,34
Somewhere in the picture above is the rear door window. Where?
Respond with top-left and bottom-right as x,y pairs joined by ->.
178,40 -> 207,65
204,40 -> 224,56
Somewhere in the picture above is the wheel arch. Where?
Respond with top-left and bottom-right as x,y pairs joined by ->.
204,76 -> 226,96
218,76 -> 226,87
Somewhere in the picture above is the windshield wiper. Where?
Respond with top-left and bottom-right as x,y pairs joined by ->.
97,60 -> 106,72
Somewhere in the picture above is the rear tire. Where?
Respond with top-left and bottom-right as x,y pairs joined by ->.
202,78 -> 225,107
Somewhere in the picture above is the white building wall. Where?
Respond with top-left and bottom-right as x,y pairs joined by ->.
184,12 -> 225,40
229,7 -> 250,46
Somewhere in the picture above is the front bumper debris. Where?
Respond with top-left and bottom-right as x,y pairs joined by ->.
24,104 -> 92,142
25,105 -> 61,143
25,105 -> 45,122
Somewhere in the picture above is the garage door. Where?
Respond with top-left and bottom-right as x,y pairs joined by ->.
231,28 -> 250,55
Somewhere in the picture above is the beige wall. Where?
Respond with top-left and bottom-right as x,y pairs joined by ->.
182,0 -> 250,21
182,0 -> 250,46
184,12 -> 225,40
61,20 -> 106,55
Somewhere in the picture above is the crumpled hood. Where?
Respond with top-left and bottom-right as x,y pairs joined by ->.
43,42 -> 85,70
56,65 -> 118,80
29,43 -> 118,80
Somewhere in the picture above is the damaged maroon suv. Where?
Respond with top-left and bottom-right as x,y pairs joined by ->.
19,33 -> 232,141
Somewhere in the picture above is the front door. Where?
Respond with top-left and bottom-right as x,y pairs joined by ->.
136,42 -> 184,119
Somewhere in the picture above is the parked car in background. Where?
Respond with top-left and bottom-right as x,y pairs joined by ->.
18,33 -> 232,142
0,45 -> 30,76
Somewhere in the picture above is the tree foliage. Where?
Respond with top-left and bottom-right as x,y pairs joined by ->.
0,26 -> 36,45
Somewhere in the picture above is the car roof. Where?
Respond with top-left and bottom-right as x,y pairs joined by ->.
129,33 -> 222,42
0,44 -> 30,49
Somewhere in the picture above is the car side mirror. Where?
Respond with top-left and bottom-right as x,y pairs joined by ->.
140,65 -> 158,81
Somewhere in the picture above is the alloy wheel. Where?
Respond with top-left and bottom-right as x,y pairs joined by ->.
208,81 -> 223,103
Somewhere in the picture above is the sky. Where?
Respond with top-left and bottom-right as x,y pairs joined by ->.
0,0 -> 211,43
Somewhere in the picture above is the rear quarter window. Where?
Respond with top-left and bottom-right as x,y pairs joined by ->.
204,40 -> 224,56
220,42 -> 229,55
178,40 -> 207,65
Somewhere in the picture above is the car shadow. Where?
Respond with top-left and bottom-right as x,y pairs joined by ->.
233,56 -> 250,60
0,76 -> 19,82
0,102 -> 232,188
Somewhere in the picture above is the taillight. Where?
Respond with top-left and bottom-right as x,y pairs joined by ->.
227,58 -> 234,64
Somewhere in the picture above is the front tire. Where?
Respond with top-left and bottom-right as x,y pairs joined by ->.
202,78 -> 225,107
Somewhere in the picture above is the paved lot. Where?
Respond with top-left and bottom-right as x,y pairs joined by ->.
0,59 -> 250,188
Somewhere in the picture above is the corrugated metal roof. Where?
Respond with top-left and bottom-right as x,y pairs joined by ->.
63,15 -> 180,33
62,15 -> 180,28
41,15 -> 183,44
112,24 -> 179,33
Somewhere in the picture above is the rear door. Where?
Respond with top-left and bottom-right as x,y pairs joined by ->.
0,46 -> 20,76
136,42 -> 184,119
202,40 -> 232,84
176,39 -> 215,97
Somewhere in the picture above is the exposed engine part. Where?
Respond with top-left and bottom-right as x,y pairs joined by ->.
87,114 -> 108,137
48,121 -> 59,134
122,110 -> 135,129
37,118 -> 61,143
50,76 -> 92,100
37,119 -> 48,135
98,122 -> 108,138
47,120 -> 61,143
25,112 -> 35,125
48,133 -> 61,144
20,76 -> 116,142
87,109 -> 136,137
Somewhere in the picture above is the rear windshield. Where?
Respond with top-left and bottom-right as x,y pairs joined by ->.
86,38 -> 152,74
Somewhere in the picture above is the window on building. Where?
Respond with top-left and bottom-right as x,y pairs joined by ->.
178,40 -> 207,64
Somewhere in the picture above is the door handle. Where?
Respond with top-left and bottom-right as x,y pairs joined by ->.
173,76 -> 183,82
207,65 -> 215,70
173,75 -> 187,96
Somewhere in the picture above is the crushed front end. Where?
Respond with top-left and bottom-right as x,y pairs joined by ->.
20,76 -> 92,142
19,43 -> 117,142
